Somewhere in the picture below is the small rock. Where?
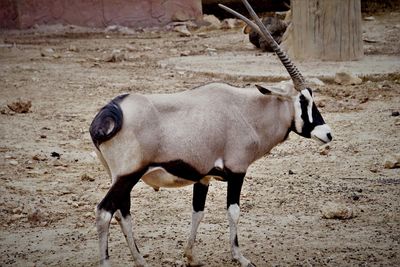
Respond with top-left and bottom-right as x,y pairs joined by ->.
203,14 -> 221,29
81,173 -> 95,182
12,207 -> 23,214
391,111 -> 399,117
321,202 -> 354,220
32,153 -> 47,161
334,71 -> 362,85
317,100 -> 326,108
84,212 -> 93,218
360,97 -> 369,104
174,25 -> 191,37
369,167 -> 378,173
307,77 -> 325,86
8,160 -> 18,166
180,50 -> 191,57
7,98 -> 32,113
125,44 -> 136,52
319,144 -> 330,155
75,222 -> 84,228
28,208 -> 43,224
68,45 -> 79,52
363,16 -> 375,21
221,18 -> 241,29
288,170 -> 294,175
40,48 -> 55,57
103,49 -> 125,62
384,155 -> 400,169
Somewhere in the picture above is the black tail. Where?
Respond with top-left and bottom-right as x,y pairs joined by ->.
89,94 -> 129,149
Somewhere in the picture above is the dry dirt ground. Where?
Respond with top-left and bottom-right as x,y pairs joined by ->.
0,12 -> 399,267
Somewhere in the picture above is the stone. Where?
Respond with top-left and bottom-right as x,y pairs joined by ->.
221,18 -> 241,29
174,25 -> 191,37
319,144 -> 330,155
321,202 -> 354,220
334,71 -> 362,85
81,173 -> 95,182
203,14 -> 221,29
384,155 -> 400,169
363,16 -> 375,21
7,98 -> 32,113
103,49 -> 126,62
8,160 -> 18,166
307,77 -> 325,86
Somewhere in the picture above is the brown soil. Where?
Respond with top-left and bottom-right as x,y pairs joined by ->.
0,13 -> 399,267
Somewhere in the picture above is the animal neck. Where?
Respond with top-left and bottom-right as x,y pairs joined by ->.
253,96 -> 295,158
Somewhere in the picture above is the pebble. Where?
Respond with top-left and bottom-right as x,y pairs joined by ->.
307,77 -> 325,86
391,111 -> 399,117
384,154 -> 400,169
334,71 -> 362,85
8,160 -> 18,166
203,14 -> 222,29
103,49 -> 126,62
81,173 -> 95,182
174,25 -> 191,37
319,144 -> 331,156
7,98 -> 32,113
321,202 -> 354,220
221,18 -> 241,29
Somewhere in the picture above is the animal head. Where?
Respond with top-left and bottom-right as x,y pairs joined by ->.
220,0 -> 332,144
256,83 -> 332,143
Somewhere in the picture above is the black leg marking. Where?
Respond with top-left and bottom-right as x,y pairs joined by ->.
192,182 -> 209,212
98,167 -> 148,216
234,235 -> 239,247
227,172 -> 245,209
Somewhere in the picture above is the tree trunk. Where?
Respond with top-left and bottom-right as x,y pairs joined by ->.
283,0 -> 363,61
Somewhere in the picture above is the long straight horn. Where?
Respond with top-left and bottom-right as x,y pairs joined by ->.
219,0 -> 306,91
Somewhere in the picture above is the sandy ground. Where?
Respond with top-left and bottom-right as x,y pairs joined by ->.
0,12 -> 399,267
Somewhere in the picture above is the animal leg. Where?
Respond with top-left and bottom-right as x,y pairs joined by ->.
184,182 -> 209,266
227,173 -> 255,267
96,170 -> 147,267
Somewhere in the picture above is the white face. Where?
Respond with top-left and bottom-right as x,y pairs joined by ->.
293,88 -> 332,143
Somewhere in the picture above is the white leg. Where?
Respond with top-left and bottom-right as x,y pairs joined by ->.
227,204 -> 254,267
115,210 -> 146,267
184,210 -> 205,266
96,209 -> 112,267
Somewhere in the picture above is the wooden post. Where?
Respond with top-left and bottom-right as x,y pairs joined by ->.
284,0 -> 363,61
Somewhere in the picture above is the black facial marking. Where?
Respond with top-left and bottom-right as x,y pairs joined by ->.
297,91 -> 325,138
193,183 -> 209,212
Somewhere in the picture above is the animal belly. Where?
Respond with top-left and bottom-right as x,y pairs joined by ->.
141,167 -> 195,190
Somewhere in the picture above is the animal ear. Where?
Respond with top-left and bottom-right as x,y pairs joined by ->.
255,84 -> 272,95
256,84 -> 295,98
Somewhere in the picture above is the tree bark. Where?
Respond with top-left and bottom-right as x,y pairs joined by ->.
284,0 -> 363,61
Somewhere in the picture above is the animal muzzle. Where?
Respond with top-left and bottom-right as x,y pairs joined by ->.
311,124 -> 333,144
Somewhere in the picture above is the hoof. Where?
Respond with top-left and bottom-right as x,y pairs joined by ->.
247,263 -> 256,267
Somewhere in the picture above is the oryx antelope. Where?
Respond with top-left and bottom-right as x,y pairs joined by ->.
89,1 -> 332,266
